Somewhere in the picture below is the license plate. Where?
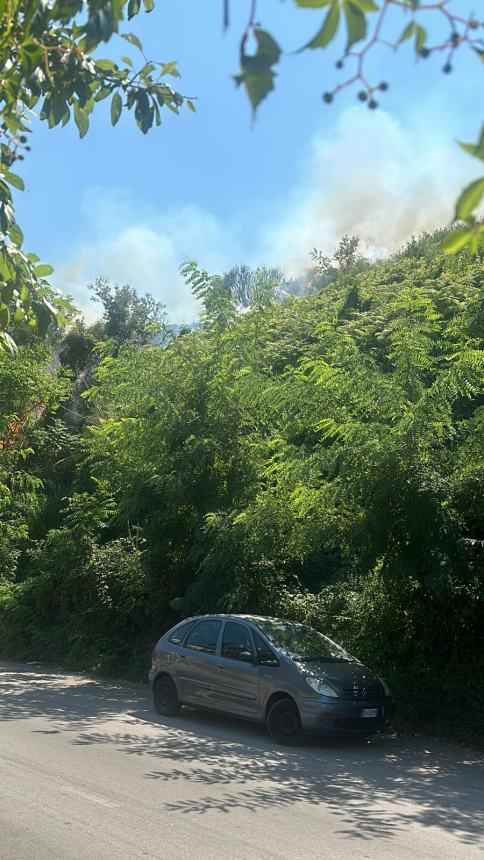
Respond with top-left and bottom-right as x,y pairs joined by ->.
361,708 -> 378,718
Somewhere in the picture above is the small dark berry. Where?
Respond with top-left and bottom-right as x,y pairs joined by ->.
419,47 -> 430,58
19,135 -> 27,143
335,59 -> 344,69
443,62 -> 452,73
450,31 -> 459,46
379,81 -> 389,91
323,92 -> 333,103
469,19 -> 478,30
358,90 -> 368,101
368,98 -> 378,110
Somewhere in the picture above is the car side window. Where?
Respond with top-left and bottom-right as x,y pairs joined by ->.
221,621 -> 254,661
168,620 -> 196,646
184,619 -> 222,655
253,631 -> 279,666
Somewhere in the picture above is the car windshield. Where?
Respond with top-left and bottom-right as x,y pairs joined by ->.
256,620 -> 355,663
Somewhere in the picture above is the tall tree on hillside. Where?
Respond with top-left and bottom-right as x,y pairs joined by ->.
89,278 -> 167,347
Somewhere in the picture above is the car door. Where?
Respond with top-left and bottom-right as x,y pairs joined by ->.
211,620 -> 261,718
175,618 -> 223,709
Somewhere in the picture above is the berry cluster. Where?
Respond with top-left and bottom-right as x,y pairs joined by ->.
320,2 -> 482,111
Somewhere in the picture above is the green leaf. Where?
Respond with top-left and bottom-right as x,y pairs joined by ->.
73,102 -> 89,138
51,91 -> 68,126
0,303 -> 10,329
458,126 -> 484,163
349,0 -> 379,12
121,32 -> 143,52
111,92 -> 123,125
96,59 -> 118,72
455,177 -> 484,222
55,311 -> 70,327
94,86 -> 112,102
468,226 -> 484,253
305,2 -> 340,49
4,172 -> 24,191
415,24 -> 427,54
134,90 -> 153,133
121,55 -> 133,67
142,0 -> 155,10
0,330 -> 17,355
39,95 -> 51,122
8,223 -> 24,247
127,0 -> 141,18
33,264 -> 54,278
443,228 -> 472,254
0,283 -> 14,303
186,99 -> 196,113
251,29 -> 281,66
235,69 -> 276,115
237,29 -> 282,116
398,21 -> 415,43
140,62 -> 155,77
344,1 -> 367,51
161,60 -> 180,77
61,104 -> 71,127
473,47 -> 484,63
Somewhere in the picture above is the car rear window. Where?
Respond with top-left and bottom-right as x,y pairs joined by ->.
168,620 -> 196,646
184,619 -> 222,655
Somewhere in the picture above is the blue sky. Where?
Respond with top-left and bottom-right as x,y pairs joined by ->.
15,1 -> 482,321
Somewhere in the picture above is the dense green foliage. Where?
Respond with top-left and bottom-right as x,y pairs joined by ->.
0,230 -> 483,740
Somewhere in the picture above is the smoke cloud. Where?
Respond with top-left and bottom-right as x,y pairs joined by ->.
54,107 -> 477,322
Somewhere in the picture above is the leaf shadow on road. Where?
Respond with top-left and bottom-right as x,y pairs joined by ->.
1,661 -> 483,846
76,713 -> 484,845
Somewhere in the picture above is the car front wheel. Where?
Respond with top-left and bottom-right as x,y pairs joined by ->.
267,698 -> 302,745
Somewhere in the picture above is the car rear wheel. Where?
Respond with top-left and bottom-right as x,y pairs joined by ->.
267,698 -> 302,745
153,675 -> 180,716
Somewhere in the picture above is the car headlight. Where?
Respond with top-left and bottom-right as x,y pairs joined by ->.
378,677 -> 392,697
306,676 -> 338,698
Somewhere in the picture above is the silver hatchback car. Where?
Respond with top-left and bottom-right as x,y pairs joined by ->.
149,614 -> 395,744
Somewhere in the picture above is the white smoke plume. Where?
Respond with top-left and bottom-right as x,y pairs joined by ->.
54,106 -> 477,322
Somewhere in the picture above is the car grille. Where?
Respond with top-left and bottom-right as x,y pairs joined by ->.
343,681 -> 384,698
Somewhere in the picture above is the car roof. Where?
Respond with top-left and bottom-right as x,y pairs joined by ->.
179,613 -> 289,626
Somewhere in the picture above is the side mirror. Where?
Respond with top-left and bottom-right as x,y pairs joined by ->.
239,650 -> 256,663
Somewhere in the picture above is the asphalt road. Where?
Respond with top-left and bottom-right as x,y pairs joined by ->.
1,661 -> 483,860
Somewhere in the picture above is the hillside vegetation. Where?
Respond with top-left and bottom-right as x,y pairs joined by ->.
0,231 -> 483,740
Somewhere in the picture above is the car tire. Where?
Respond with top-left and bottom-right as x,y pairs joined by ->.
267,698 -> 302,745
153,675 -> 180,716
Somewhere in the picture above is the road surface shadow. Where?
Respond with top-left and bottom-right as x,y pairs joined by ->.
75,711 -> 484,844
0,661 -> 142,728
2,660 -> 483,845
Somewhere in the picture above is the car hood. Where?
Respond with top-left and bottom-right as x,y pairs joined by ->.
295,659 -> 384,696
